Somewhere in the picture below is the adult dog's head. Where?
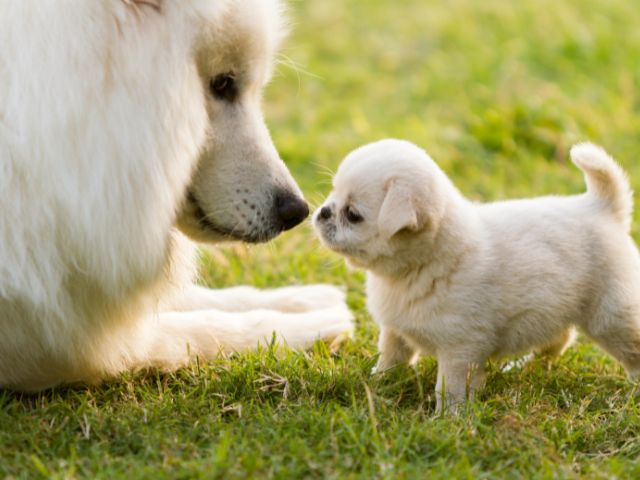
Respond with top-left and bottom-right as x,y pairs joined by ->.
170,0 -> 308,243
0,0 -> 312,306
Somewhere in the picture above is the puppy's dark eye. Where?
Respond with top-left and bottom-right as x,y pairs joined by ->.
345,206 -> 363,224
209,73 -> 238,102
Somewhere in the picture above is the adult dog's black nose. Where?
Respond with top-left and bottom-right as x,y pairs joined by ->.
276,192 -> 309,231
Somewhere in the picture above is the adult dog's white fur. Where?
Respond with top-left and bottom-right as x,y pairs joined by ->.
314,139 -> 640,412
0,0 -> 352,391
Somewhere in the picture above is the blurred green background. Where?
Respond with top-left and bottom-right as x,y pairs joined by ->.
4,0 -> 640,478
270,0 -> 639,202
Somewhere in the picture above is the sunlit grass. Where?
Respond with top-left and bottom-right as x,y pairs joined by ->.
3,0 -> 640,477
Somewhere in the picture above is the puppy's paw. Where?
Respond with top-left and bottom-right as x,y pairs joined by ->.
435,397 -> 464,416
371,358 -> 394,375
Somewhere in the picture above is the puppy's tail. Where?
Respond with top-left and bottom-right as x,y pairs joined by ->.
571,142 -> 633,229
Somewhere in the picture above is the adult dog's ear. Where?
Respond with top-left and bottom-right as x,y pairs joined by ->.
378,179 -> 420,239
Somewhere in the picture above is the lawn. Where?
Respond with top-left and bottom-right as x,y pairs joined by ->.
4,0 -> 640,478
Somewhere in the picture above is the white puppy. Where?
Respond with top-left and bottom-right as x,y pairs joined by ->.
314,138 -> 640,412
0,0 -> 352,391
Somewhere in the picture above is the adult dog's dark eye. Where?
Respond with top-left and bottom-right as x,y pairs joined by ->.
209,73 -> 238,102
345,206 -> 363,224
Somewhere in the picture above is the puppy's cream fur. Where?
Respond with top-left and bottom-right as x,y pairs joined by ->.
0,0 -> 352,391
314,139 -> 640,411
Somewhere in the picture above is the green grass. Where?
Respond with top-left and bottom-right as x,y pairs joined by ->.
4,0 -> 640,477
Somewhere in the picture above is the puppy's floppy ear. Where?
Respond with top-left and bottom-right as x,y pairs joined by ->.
378,179 -> 420,239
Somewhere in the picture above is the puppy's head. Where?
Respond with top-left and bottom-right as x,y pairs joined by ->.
176,0 -> 309,244
313,139 -> 450,274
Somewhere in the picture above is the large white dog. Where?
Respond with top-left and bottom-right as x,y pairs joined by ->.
0,0 -> 352,391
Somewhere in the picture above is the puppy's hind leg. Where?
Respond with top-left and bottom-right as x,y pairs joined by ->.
582,300 -> 640,380
537,327 -> 577,358
503,328 -> 576,373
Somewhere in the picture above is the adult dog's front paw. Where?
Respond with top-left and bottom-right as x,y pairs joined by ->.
268,284 -> 348,313
311,305 -> 354,351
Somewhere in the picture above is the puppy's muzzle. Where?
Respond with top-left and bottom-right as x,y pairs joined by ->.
275,191 -> 309,231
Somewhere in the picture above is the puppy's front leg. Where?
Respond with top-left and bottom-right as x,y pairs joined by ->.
372,328 -> 418,374
435,355 -> 486,414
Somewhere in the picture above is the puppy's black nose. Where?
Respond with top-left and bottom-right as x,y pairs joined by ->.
319,206 -> 332,220
276,192 -> 309,231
